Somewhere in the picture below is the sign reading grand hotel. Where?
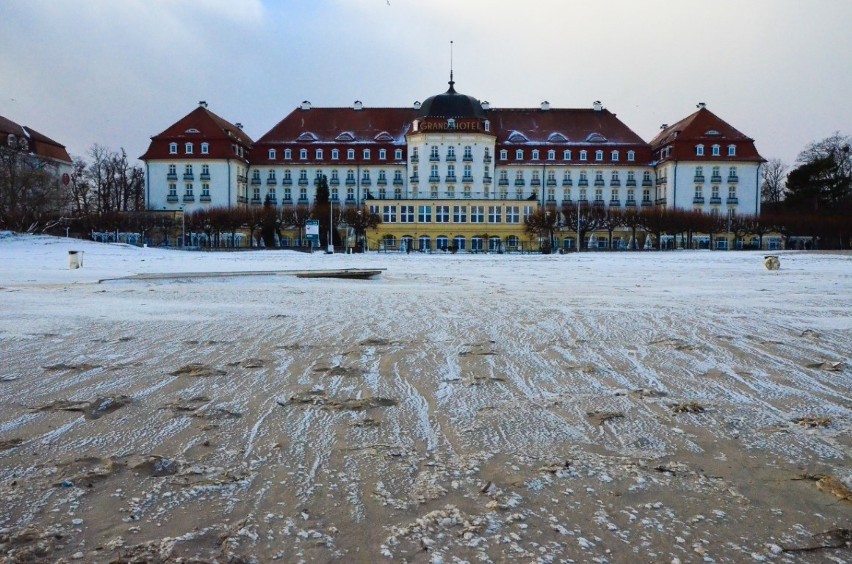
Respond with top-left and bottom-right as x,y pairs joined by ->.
419,118 -> 484,132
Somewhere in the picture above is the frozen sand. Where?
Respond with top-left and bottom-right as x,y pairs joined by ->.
0,235 -> 850,562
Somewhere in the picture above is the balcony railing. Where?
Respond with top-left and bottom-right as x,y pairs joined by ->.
428,175 -> 440,182
183,194 -> 195,202
514,179 -> 525,186
578,179 -> 589,187
377,178 -> 387,185
694,175 -> 705,183
429,155 -> 440,162
200,173 -> 210,181
237,175 -> 247,183
530,179 -> 541,186
282,178 -> 292,185
609,199 -> 621,206
267,178 -> 276,185
562,178 -> 573,186
728,176 -> 739,183
346,178 -> 356,186
167,173 -> 178,180
250,197 -> 262,205
200,195 -> 211,202
610,180 -> 621,186
656,177 -> 666,185
462,175 -> 473,183
462,155 -> 473,162
393,177 -> 403,185
711,175 -> 722,183
410,175 -> 419,183
298,178 -> 308,186
642,179 -> 652,186
266,196 -> 277,204
546,179 -> 557,186
726,197 -> 739,204
710,196 -> 722,205
594,179 -> 605,186
626,179 -> 637,187
446,155 -> 456,162
184,174 -> 195,181
483,176 -> 492,184
498,178 -> 509,186
281,198 -> 292,204
237,195 -> 247,203
483,156 -> 492,163
693,197 -> 705,204
655,198 -> 667,205
329,177 -> 339,185
361,178 -> 371,186
593,198 -> 606,206
410,155 -> 418,163
445,175 -> 456,183
625,199 -> 636,207
166,195 -> 178,203
641,199 -> 653,207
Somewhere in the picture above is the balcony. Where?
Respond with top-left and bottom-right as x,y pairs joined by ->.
329,177 -> 339,185
410,175 -> 419,183
546,179 -> 557,187
498,178 -> 509,186
625,199 -> 637,207
609,199 -> 621,207
410,155 -> 418,163
711,175 -> 722,183
626,179 -> 637,187
610,180 -> 621,186
250,177 -> 261,185
483,176 -> 492,184
594,179 -> 605,187
281,198 -> 292,204
728,176 -> 739,183
250,197 -> 262,205
641,199 -> 653,207
183,194 -> 195,202
200,173 -> 211,181
393,177 -> 404,185
462,175 -> 474,183
445,175 -> 457,183
266,196 -> 277,205
655,177 -> 666,186
693,197 -> 705,204
237,195 -> 247,203
184,173 -> 195,181
298,196 -> 309,203
694,175 -> 705,183
578,179 -> 589,187
377,178 -> 387,185
593,198 -> 606,206
445,155 -> 456,162
577,198 -> 589,205
200,195 -> 211,202
166,195 -> 178,203
283,178 -> 292,185
530,179 -> 541,186
361,178 -> 371,186
298,178 -> 308,186
429,155 -> 440,162
462,155 -> 473,162
428,175 -> 440,182
514,179 -> 525,186
166,173 -> 178,181
237,175 -> 247,183
710,197 -> 722,205
642,179 -> 652,186
726,197 -> 739,205
267,178 -> 277,186
345,178 -> 356,186
483,156 -> 492,163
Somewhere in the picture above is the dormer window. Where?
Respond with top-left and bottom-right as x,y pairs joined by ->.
531,150 -> 539,161
627,150 -> 635,162
363,149 -> 371,160
580,150 -> 587,161
515,149 -> 523,160
611,150 -> 619,161
547,150 -> 555,161
595,150 -> 603,161
500,149 -> 507,160
268,149 -> 276,159
728,144 -> 736,156
185,143 -> 193,154
347,149 -> 355,160
169,142 -> 177,154
712,144 -> 720,156
563,150 -> 571,161
394,149 -> 402,160
284,149 -> 292,160
379,149 -> 386,160
299,149 -> 308,159
331,149 -> 339,160
696,144 -> 704,156
201,142 -> 209,155
316,149 -> 323,160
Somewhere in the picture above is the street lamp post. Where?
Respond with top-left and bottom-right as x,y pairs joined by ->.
576,200 -> 582,252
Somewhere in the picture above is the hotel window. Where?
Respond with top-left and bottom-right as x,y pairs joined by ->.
729,166 -> 737,178
728,145 -> 736,156
447,146 -> 456,160
595,150 -> 603,161
516,149 -> 524,160
499,170 -> 508,182
382,205 -> 397,223
347,187 -> 354,200
400,205 -> 414,223
299,170 -> 307,181
430,146 -> 439,160
611,150 -> 619,161
463,164 -> 472,179
563,150 -> 571,161
362,170 -> 370,182
316,149 -> 323,160
728,186 -> 737,199
331,149 -> 339,160
470,205 -> 485,223
627,188 -> 634,201
447,118 -> 456,129
695,186 -> 703,199
595,188 -> 603,201
300,149 -> 307,159
184,183 -> 194,196
453,205 -> 467,223
284,187 -> 292,200
331,187 -> 338,200
712,144 -> 720,156
436,205 -> 450,223
627,150 -> 635,161
506,206 -> 520,223
712,165 -> 720,179
611,171 -> 619,182
379,149 -> 386,160
430,164 -> 439,180
363,149 -> 371,160
580,150 -> 587,161
579,188 -> 587,200
484,147 -> 490,160
484,120 -> 490,132
611,189 -> 619,201
284,149 -> 292,159
168,164 -> 176,176
418,205 -> 432,222
411,147 -> 419,161
523,205 -> 534,220
515,170 -> 524,181
488,206 -> 502,223
500,149 -> 508,160
186,164 -> 194,175
201,183 -> 210,196
169,142 -> 177,154
531,150 -> 540,161
395,149 -> 402,160
347,149 -> 355,159
547,150 -> 555,161
463,146 -> 472,160
712,186 -> 720,199
168,183 -> 177,196
185,143 -> 193,154
268,149 -> 276,159
696,144 -> 704,156
201,142 -> 209,154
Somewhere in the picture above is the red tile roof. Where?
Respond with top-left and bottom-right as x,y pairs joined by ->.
649,107 -> 764,163
256,107 -> 417,145
140,106 -> 253,161
490,108 -> 647,146
0,114 -> 72,164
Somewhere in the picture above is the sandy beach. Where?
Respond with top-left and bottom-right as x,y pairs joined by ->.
0,236 -> 850,562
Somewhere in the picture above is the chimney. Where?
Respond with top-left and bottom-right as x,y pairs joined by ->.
353,100 -> 363,111
541,101 -> 550,111
198,100 -> 208,108
481,101 -> 491,110
593,100 -> 602,111
413,101 -> 421,110
697,102 -> 707,109
236,123 -> 243,130
300,100 -> 312,110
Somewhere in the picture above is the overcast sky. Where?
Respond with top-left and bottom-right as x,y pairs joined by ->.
2,0 -> 850,167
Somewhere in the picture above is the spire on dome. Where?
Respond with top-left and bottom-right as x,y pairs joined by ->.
447,40 -> 456,93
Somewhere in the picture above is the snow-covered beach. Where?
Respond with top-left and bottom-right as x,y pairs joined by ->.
1,234 -> 850,562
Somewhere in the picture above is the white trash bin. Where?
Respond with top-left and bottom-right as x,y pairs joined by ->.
68,250 -> 83,269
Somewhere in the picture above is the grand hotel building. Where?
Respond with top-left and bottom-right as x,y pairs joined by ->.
141,78 -> 764,250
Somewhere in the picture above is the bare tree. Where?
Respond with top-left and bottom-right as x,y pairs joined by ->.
0,138 -> 66,231
760,158 -> 787,204
86,145 -> 145,213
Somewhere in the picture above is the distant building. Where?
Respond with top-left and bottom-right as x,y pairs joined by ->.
141,81 -> 765,250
